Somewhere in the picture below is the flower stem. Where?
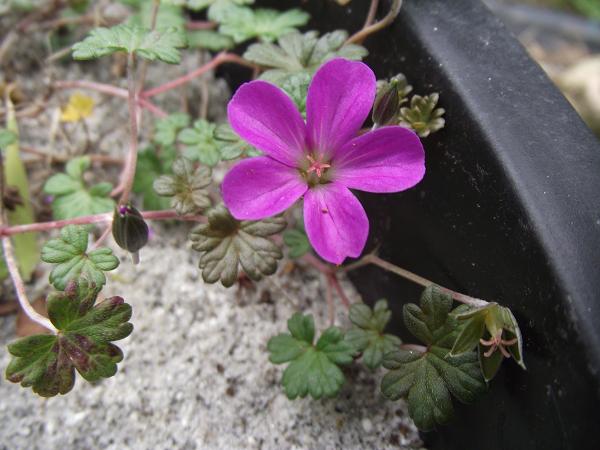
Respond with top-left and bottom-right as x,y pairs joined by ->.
112,53 -> 139,201
339,254 -> 489,308
141,52 -> 256,98
186,21 -> 217,30
0,210 -> 204,237
346,0 -> 403,45
363,0 -> 380,28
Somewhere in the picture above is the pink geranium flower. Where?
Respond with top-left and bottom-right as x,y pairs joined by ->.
222,58 -> 425,264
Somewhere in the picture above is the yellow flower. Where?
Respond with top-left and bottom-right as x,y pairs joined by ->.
60,93 -> 95,122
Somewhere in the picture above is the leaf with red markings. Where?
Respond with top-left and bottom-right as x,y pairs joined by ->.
5,280 -> 133,397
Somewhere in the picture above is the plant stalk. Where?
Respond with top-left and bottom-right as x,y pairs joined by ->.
346,0 -> 403,45
113,53 -> 139,201
339,254 -> 489,308
141,53 -> 256,98
0,210 -> 204,237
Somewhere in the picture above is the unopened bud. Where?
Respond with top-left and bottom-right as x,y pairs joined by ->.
112,204 -> 149,262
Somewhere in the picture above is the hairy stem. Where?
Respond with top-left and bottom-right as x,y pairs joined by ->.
53,80 -> 167,117
339,254 -> 489,308
186,21 -> 218,30
0,210 -> 204,237
137,0 -> 160,96
1,235 -> 58,333
363,0 -> 380,28
346,0 -> 403,45
141,52 -> 256,98
112,54 -> 139,201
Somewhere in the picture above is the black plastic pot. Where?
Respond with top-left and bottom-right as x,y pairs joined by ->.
256,1 -> 600,448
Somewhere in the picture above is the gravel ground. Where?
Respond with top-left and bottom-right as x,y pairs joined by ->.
0,228 -> 422,450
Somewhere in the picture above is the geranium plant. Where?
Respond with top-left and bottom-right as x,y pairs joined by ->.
0,0 -> 525,434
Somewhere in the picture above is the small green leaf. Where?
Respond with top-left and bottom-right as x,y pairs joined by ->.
380,286 -> 486,430
187,30 -> 234,51
41,225 -> 119,290
128,1 -> 185,30
345,300 -> 402,370
72,24 -> 187,64
216,6 -> 309,44
44,156 -> 115,220
280,72 -> 310,116
6,282 -> 133,397
399,93 -> 445,137
244,30 -> 367,86
153,157 -> 212,215
268,313 -> 354,399
179,119 -> 221,166
189,204 -> 285,287
283,227 -> 310,259
153,113 -> 190,147
213,123 -> 260,159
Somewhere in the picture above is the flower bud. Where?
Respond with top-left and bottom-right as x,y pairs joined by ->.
372,74 -> 411,127
112,204 -> 149,259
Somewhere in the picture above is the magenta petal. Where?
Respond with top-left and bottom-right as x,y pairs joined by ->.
228,80 -> 307,167
306,58 -> 376,156
333,126 -> 425,193
303,183 -> 369,265
222,157 -> 307,220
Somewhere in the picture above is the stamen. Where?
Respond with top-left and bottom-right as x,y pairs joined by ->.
306,154 -> 331,178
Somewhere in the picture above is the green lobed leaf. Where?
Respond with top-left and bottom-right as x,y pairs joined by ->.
128,1 -> 185,30
41,225 -> 119,290
6,281 -> 133,397
153,113 -> 190,147
179,119 -> 221,166
187,30 -> 234,51
44,156 -> 115,220
244,30 -> 368,86
153,157 -> 212,215
380,286 -> 487,430
216,6 -> 309,44
72,24 -> 187,64
282,227 -> 310,259
268,313 -> 354,399
189,204 -> 285,287
345,300 -> 402,370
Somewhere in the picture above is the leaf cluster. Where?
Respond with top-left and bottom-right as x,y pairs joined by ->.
5,279 -> 133,397
381,286 -> 486,430
72,24 -> 186,64
153,157 -> 212,215
345,300 -> 402,370
244,30 -> 368,86
268,313 -> 354,399
43,156 -> 114,220
189,204 -> 285,287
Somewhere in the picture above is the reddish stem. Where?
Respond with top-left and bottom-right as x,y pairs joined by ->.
0,210 -> 204,237
186,21 -> 218,30
141,52 -> 256,98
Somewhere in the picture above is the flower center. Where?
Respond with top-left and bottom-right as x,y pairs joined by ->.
306,154 -> 331,178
